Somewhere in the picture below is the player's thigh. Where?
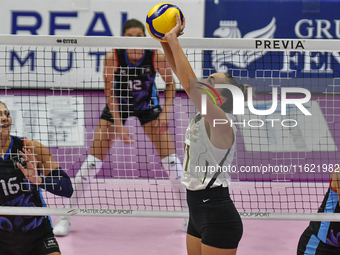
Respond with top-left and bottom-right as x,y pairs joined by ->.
90,119 -> 116,155
142,120 -> 174,144
186,234 -> 202,255
201,244 -> 237,255
187,234 -> 238,255
142,122 -> 175,157
142,119 -> 159,139
94,118 -> 116,139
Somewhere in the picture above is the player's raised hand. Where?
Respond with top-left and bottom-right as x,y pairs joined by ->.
163,13 -> 185,41
17,148 -> 41,185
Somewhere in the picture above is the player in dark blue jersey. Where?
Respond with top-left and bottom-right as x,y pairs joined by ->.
297,167 -> 340,255
54,19 -> 186,236
0,101 -> 73,255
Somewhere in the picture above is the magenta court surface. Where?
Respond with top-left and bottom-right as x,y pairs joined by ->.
3,91 -> 335,254
46,179 -> 324,254
45,177 -> 328,255
51,215 -> 308,255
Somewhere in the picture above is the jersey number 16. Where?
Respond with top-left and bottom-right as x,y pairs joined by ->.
0,177 -> 20,196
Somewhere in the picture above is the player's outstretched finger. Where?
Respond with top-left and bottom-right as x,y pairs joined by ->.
19,150 -> 27,161
17,162 -> 24,171
17,162 -> 28,179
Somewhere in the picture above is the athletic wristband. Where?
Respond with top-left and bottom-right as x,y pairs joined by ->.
39,167 -> 74,198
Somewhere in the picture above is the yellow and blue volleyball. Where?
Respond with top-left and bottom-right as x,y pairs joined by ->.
146,3 -> 184,42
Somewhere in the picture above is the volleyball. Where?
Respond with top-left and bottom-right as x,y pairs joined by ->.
146,3 -> 184,42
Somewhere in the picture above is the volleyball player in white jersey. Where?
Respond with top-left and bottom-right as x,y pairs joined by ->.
160,15 -> 244,255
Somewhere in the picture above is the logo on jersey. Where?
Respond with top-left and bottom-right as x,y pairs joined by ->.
141,65 -> 152,75
211,18 -> 276,72
10,153 -> 27,170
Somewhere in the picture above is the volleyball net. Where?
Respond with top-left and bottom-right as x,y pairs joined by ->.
1,35 -> 340,220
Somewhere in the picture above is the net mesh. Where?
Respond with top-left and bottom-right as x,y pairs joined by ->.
1,36 -> 340,219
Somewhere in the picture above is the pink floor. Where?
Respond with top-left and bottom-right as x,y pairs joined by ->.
52,215 -> 308,255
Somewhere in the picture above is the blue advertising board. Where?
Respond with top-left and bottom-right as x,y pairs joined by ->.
204,0 -> 340,93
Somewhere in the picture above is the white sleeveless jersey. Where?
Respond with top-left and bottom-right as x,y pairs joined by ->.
181,113 -> 237,191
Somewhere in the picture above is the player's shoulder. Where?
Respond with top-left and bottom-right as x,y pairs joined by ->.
104,49 -> 120,67
10,136 -> 39,150
151,49 -> 166,62
24,139 -> 45,149
152,49 -> 165,57
11,135 -> 26,145
105,49 -> 117,59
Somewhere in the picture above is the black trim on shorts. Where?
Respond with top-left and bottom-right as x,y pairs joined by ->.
186,186 -> 243,249
100,104 -> 162,126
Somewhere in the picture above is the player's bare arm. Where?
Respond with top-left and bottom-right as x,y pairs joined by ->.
153,50 -> 176,133
161,14 -> 233,149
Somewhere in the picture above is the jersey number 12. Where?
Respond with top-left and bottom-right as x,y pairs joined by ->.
129,80 -> 142,91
